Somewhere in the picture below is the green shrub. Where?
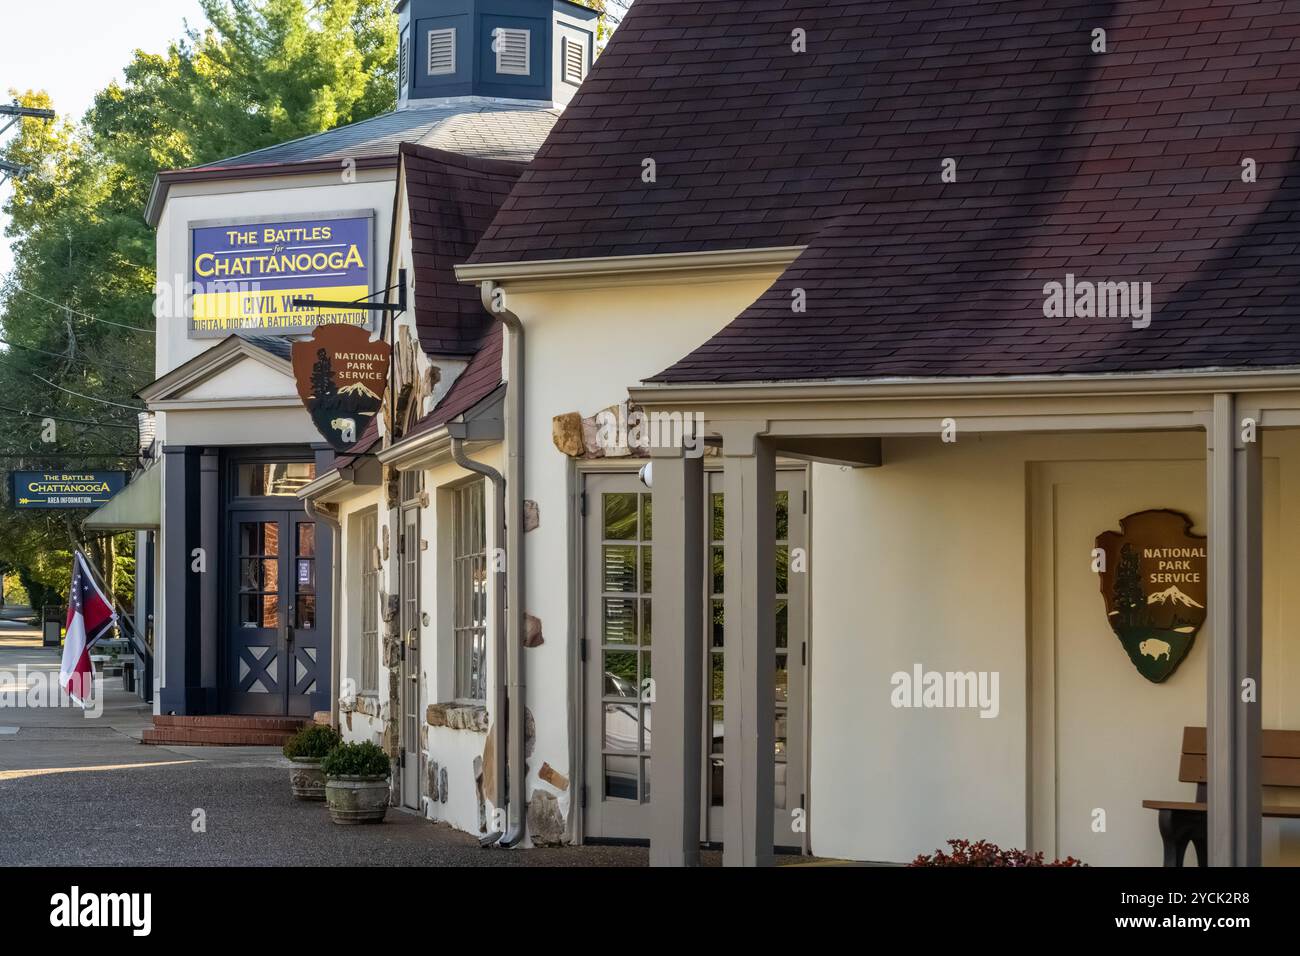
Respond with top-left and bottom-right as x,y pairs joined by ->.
282,723 -> 342,760
321,740 -> 391,778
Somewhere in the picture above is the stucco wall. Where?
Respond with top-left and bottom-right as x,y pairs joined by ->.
338,488 -> 387,746
807,429 -> 1300,866
502,275 -> 785,842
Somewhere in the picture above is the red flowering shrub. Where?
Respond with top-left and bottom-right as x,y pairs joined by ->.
910,839 -> 1085,867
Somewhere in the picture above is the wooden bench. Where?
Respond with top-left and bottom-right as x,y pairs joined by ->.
1143,725 -> 1300,866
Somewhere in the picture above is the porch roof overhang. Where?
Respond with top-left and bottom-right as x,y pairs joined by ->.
83,461 -> 160,532
377,386 -> 505,472
297,454 -> 382,506
629,366 -> 1300,452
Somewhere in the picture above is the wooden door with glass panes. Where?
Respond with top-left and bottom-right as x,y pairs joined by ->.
582,469 -> 807,846
399,470 -> 423,810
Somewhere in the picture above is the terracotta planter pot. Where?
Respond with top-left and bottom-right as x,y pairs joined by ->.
289,756 -> 326,801
325,775 -> 390,824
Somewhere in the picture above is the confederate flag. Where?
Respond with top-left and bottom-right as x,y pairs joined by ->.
60,551 -> 116,705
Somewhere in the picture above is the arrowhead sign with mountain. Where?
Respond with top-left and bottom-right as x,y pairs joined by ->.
1095,509 -> 1207,683
291,324 -> 391,451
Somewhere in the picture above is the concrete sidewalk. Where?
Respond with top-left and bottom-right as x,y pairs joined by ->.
0,632 -> 654,866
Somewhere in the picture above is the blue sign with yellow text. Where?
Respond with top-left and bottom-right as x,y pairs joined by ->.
189,214 -> 373,337
10,471 -> 129,509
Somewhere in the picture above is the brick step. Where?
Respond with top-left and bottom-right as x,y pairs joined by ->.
141,726 -> 298,747
153,715 -> 309,732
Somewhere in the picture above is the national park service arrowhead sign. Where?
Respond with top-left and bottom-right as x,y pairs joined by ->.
1095,509 -> 1206,683
291,324 -> 390,451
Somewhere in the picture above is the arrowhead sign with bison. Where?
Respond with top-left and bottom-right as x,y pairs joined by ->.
291,324 -> 390,452
1095,509 -> 1206,683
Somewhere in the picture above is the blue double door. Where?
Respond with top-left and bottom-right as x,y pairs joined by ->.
227,509 -> 326,716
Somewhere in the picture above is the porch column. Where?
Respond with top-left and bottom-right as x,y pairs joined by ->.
198,449 -> 220,711
648,444 -> 704,867
720,422 -> 776,867
1206,393 -> 1262,866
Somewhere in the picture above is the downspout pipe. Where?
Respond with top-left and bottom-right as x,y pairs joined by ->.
482,280 -> 527,849
305,498 -> 342,732
449,429 -> 508,846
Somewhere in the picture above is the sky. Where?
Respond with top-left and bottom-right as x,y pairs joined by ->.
0,0 -> 208,276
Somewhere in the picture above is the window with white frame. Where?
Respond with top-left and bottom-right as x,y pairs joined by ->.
561,35 -> 586,86
358,509 -> 380,695
493,27 -> 530,76
453,480 -> 488,701
427,28 -> 456,76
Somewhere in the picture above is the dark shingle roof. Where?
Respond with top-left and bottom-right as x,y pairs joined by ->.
240,334 -> 293,361
408,325 -> 505,439
468,0 -> 895,264
195,103 -> 560,170
398,143 -> 517,441
648,0 -> 1300,382
403,144 -> 525,357
334,417 -> 380,469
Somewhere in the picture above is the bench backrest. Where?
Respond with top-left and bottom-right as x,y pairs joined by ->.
1178,726 -> 1300,788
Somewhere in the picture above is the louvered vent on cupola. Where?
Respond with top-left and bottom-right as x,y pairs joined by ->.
562,35 -> 586,86
394,0 -> 599,107
494,27 -> 530,76
427,28 -> 456,76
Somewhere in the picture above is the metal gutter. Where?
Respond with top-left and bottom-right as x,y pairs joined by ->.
448,427 -> 508,845
454,246 -> 806,286
628,366 -> 1300,407
481,280 -> 528,849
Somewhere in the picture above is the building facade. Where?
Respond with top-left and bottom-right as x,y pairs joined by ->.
396,0 -> 1300,864
121,0 -> 596,726
102,0 -> 1300,866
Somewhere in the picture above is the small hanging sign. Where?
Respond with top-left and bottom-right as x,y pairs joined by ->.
1095,509 -> 1206,683
291,324 -> 390,451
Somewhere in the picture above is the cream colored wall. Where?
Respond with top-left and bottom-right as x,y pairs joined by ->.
500,275 -> 784,841
338,488 -> 386,746
157,406 -> 319,446
808,429 -> 1300,866
417,450 -> 503,835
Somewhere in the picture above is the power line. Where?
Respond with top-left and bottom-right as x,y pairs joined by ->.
0,403 -> 137,430
8,287 -> 155,334
31,374 -> 144,410
0,336 -> 151,375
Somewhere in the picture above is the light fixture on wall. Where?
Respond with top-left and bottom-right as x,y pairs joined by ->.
638,462 -> 652,488
137,412 -> 157,458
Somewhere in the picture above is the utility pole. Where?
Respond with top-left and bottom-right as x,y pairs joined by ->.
0,101 -> 56,185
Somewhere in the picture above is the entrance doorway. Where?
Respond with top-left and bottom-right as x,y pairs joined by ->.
399,471 -> 424,810
227,510 -> 325,716
581,467 -> 808,848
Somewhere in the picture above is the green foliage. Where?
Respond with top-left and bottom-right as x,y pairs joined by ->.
321,740 -> 391,778
2,572 -> 30,606
0,1 -> 397,591
283,723 -> 343,760
570,0 -> 632,46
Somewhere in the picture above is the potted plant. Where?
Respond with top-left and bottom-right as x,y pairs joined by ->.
322,740 -> 392,824
282,724 -> 343,801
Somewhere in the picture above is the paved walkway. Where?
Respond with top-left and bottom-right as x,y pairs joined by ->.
0,618 -> 652,866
